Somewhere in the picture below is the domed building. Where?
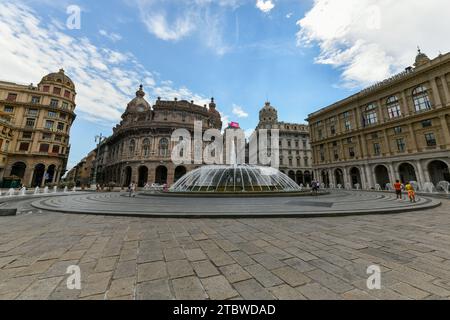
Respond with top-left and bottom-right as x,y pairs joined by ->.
0,69 -> 76,187
96,86 -> 222,187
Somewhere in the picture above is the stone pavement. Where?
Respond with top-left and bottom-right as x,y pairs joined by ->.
0,196 -> 450,300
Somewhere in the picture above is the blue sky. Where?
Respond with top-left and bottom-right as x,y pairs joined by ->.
1,0 -> 449,168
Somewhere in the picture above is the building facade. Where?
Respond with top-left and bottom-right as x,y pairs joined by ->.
0,69 -> 76,187
256,102 -> 313,185
96,86 -> 222,187
65,149 -> 96,187
307,50 -> 450,189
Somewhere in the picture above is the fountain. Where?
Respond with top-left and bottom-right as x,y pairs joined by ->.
422,182 -> 436,193
7,188 -> 15,197
375,184 -> 382,191
72,187 -> 76,192
329,183 -> 335,189
410,181 -> 421,192
64,186 -> 68,193
20,187 -> 27,196
436,181 -> 450,194
34,187 -> 40,195
355,183 -> 361,190
345,183 -> 352,190
337,184 -> 342,190
44,186 -> 49,194
53,186 -> 58,193
385,183 -> 394,191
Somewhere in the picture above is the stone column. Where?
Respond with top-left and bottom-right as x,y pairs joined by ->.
383,129 -> 391,156
416,161 -> 426,186
365,165 -> 374,189
387,163 -> 396,184
441,75 -> 450,105
408,123 -> 419,152
401,90 -> 412,115
430,77 -> 442,108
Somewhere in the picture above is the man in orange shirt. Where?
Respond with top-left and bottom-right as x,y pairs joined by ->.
394,180 -> 403,200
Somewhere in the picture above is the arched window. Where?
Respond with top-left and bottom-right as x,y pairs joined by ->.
159,138 -> 169,157
386,96 -> 401,119
412,86 -> 432,111
142,139 -> 150,157
129,139 -> 136,155
364,103 -> 378,126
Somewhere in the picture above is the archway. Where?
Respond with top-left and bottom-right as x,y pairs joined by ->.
288,171 -> 296,182
350,167 -> 362,188
334,169 -> 344,186
32,164 -> 46,187
155,166 -> 168,184
46,165 -> 56,184
375,165 -> 390,189
10,162 -> 26,179
304,171 -> 312,185
428,160 -> 450,185
124,166 -> 132,187
398,163 -> 417,184
296,171 -> 304,185
174,166 -> 187,182
138,166 -> 148,187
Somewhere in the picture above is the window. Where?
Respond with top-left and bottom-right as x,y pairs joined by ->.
287,140 -> 291,147
4,106 -> 14,113
6,93 -> 17,101
28,108 -> 38,116
22,132 -> 32,139
52,145 -> 60,154
43,86 -> 50,92
304,158 -> 309,166
159,138 -> 169,157
421,120 -> 432,128
59,113 -> 67,120
303,141 -> 307,149
62,102 -> 69,110
4,141 -> 9,152
334,150 -> 339,160
371,132 -> 379,139
364,104 -> 378,126
289,158 -> 293,166
343,111 -> 350,119
295,141 -> 299,148
344,120 -> 352,131
53,87 -> 61,95
425,133 -> 437,147
64,90 -> 71,98
319,145 -> 325,162
57,122 -> 65,131
347,137 -> 353,144
39,144 -> 50,153
349,147 -> 355,158
373,143 -> 381,156
42,133 -> 52,140
31,96 -> 41,104
45,120 -> 54,130
48,111 -> 58,118
55,135 -> 63,142
394,126 -> 403,134
412,86 -> 432,111
318,129 -> 323,139
396,139 -> 406,152
26,118 -> 36,128
19,142 -> 30,152
332,141 -> 338,147
330,125 -> 336,135
387,96 -> 402,119
50,99 -> 59,108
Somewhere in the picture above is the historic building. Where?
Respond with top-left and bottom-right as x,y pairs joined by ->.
0,69 -> 76,187
95,86 -> 222,187
255,102 -> 313,185
307,50 -> 450,189
65,149 -> 96,187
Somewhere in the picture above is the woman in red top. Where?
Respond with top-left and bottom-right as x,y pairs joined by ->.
394,180 -> 403,200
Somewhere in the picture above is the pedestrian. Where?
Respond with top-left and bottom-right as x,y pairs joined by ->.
128,182 -> 133,197
132,182 -> 137,197
394,180 -> 403,200
405,182 -> 416,203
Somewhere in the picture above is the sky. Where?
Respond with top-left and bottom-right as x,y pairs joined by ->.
1,0 -> 450,169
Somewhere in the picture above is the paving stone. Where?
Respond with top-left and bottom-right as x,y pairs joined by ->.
306,269 -> 354,294
192,260 -> 220,278
164,248 -> 186,261
245,264 -> 283,288
390,282 -> 431,300
296,283 -> 342,300
219,264 -> 252,284
269,284 -> 307,300
137,261 -> 167,283
229,251 -> 256,267
113,260 -> 137,279
184,248 -> 207,262
79,272 -> 112,298
167,260 -> 195,279
17,277 -> 63,300
233,279 -> 275,300
272,266 -> 310,287
201,275 -> 239,300
172,276 -> 208,300
95,256 -> 118,272
107,277 -> 135,299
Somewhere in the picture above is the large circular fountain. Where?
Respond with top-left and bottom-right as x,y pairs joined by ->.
170,164 -> 301,193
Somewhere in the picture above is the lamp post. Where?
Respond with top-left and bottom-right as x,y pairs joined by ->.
91,133 -> 105,189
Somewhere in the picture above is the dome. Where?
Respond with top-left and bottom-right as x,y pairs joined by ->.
259,102 -> 278,123
414,48 -> 430,67
125,85 -> 152,113
40,69 -> 74,88
170,165 -> 301,193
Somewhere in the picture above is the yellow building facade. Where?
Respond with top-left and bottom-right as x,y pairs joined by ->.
307,51 -> 450,190
0,69 -> 76,187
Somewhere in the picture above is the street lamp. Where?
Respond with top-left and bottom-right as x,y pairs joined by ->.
92,133 -> 105,188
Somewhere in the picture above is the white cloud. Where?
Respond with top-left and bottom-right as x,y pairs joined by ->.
99,29 -> 123,42
232,104 -> 249,118
297,0 -> 450,88
256,0 -> 275,13
0,1 -> 210,124
286,12 -> 293,19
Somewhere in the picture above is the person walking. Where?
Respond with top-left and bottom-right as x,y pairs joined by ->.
405,182 -> 416,203
394,180 -> 403,200
128,182 -> 136,197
